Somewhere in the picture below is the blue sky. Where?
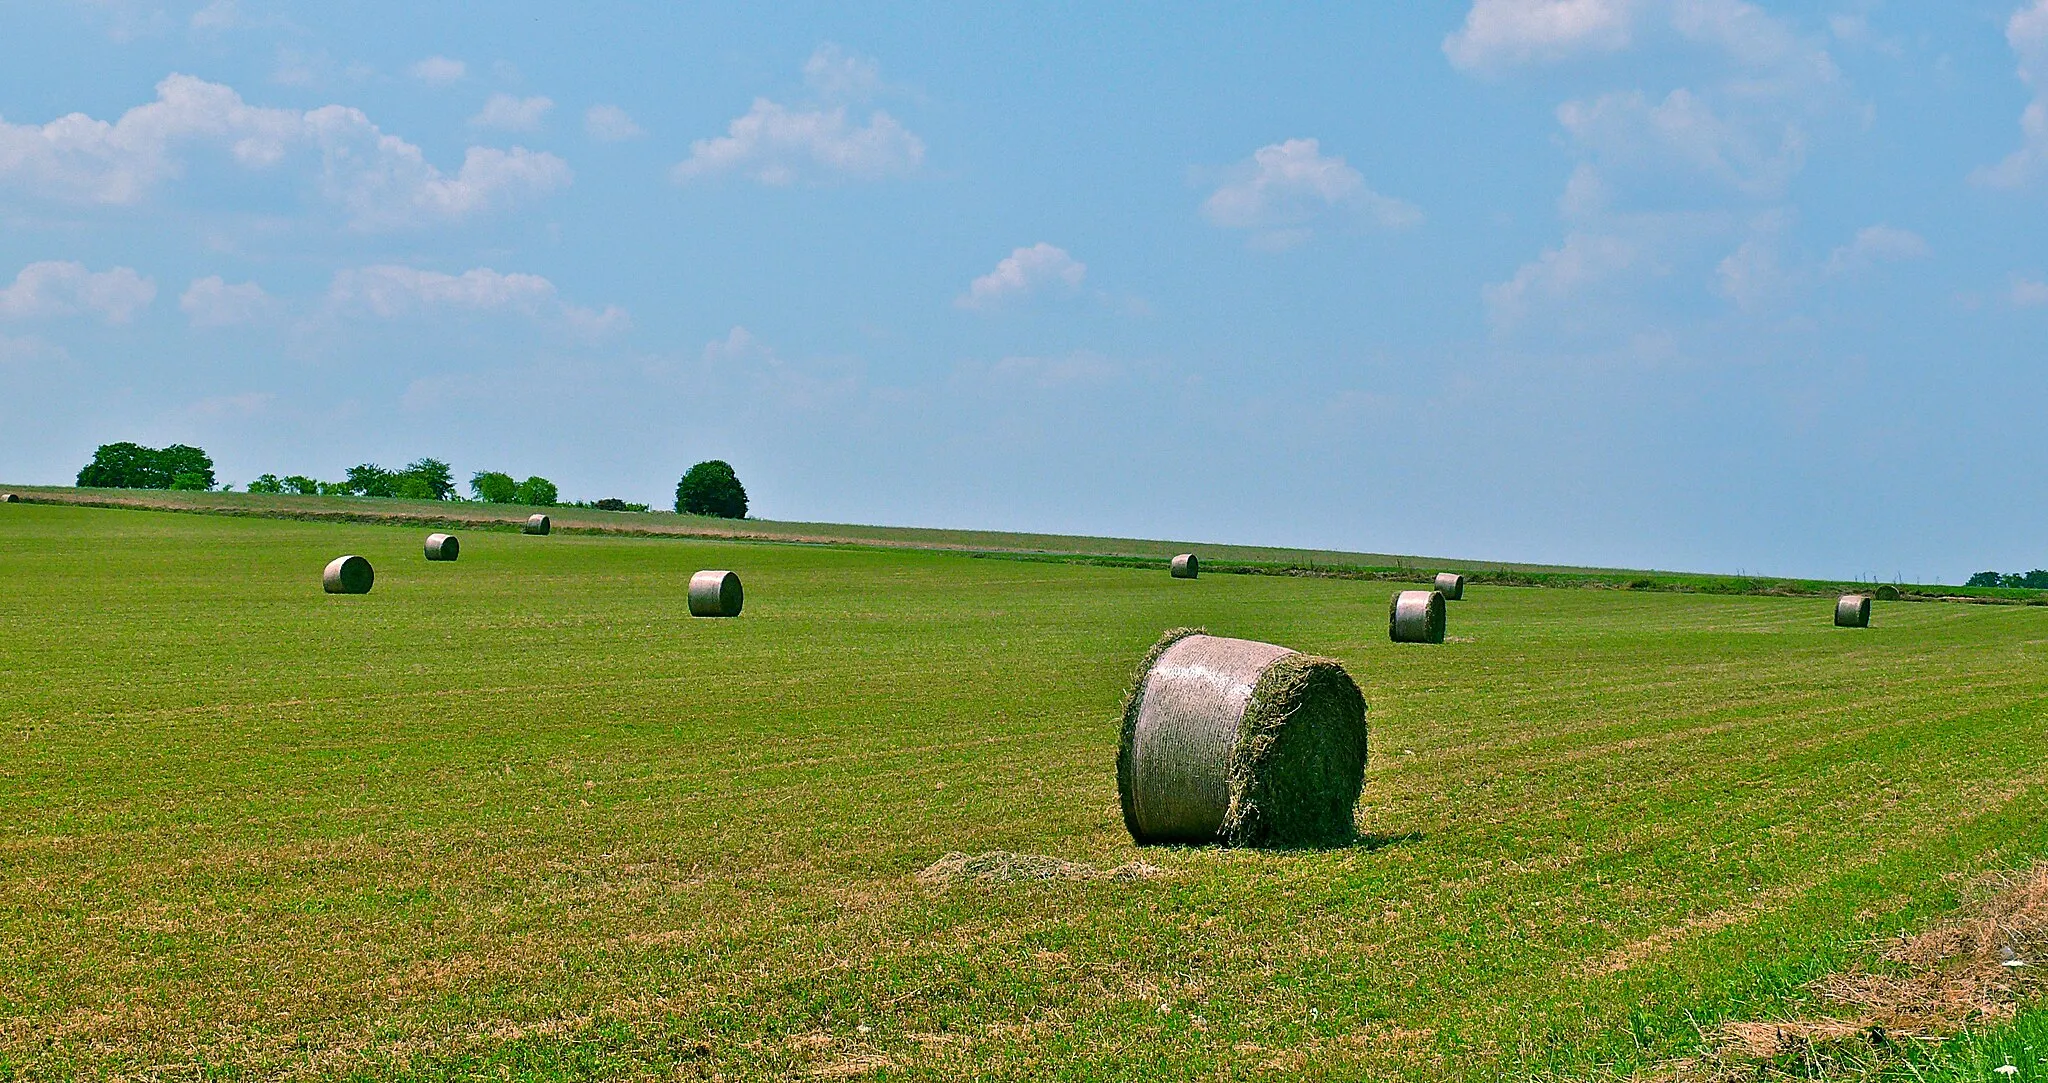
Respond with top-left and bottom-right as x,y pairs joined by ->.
1,1 -> 2044,581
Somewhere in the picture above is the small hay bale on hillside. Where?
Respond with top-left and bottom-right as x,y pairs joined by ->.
1,493 -> 17,503
323,555 -> 373,595
1875,584 -> 1901,601
688,569 -> 744,617
523,514 -> 551,536
1389,590 -> 1447,643
1117,629 -> 1367,848
1433,572 -> 1465,600
1170,553 -> 1199,579
424,533 -> 459,561
1835,594 -> 1872,628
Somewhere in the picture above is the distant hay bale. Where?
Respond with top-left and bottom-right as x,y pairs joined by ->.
1117,629 -> 1367,848
322,555 -> 373,595
1170,553 -> 1199,579
1835,594 -> 1872,628
1433,572 -> 1465,600
1389,590 -> 1447,643
1,493 -> 17,503
1876,584 -> 1901,601
523,514 -> 551,536
688,569 -> 744,617
424,533 -> 459,561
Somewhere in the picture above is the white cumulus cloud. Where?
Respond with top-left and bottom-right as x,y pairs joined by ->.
470,94 -> 553,132
0,74 -> 570,229
328,265 -> 627,334
1977,0 -> 2048,190
957,243 -> 1087,310
1444,0 -> 1637,73
179,276 -> 274,327
409,56 -> 466,84
1201,138 -> 1421,250
1824,225 -> 1929,276
0,261 -> 155,323
584,104 -> 643,142
673,98 -> 923,185
672,51 -> 921,185
804,43 -> 884,100
1484,232 -> 1639,328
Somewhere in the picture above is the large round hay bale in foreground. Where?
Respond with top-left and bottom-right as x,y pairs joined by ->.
1835,594 -> 1871,628
1875,584 -> 1901,601
1117,629 -> 1367,848
1389,590 -> 1447,643
1170,553 -> 1199,579
523,514 -> 551,536
1433,572 -> 1465,600
322,555 -> 373,594
688,569 -> 744,617
424,533 -> 459,561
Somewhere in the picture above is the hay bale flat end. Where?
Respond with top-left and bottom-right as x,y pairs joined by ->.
1117,630 -> 1367,848
688,570 -> 744,617
424,533 -> 459,561
322,555 -> 373,594
1389,590 -> 1447,643
1835,594 -> 1871,628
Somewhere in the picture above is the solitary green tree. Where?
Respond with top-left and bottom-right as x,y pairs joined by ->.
675,460 -> 747,519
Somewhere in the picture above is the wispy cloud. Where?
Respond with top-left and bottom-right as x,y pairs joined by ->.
957,244 -> 1087,310
1202,138 -> 1421,250
0,261 -> 155,323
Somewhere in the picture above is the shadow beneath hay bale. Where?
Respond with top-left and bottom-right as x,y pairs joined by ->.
1353,830 -> 1425,852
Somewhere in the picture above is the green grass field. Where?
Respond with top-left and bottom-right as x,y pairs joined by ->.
5,502 -> 2048,1080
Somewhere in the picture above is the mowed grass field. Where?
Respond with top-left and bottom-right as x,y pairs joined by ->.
4,503 -> 2048,1081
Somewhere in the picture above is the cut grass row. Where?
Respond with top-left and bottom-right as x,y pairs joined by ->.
3,502 -> 2047,1079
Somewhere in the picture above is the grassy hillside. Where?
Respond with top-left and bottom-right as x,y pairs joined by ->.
4,483 -> 2031,602
3,501 -> 2046,1079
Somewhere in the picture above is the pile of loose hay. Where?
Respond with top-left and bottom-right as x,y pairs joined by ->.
1170,553 -> 1199,579
322,555 -> 373,594
1117,629 -> 1367,848
424,533 -> 459,561
1836,594 -> 1871,628
688,570 -> 743,617
1389,590 -> 1447,643
1433,572 -> 1465,600
523,514 -> 551,536
1696,864 -> 2048,1075
915,851 -> 1166,886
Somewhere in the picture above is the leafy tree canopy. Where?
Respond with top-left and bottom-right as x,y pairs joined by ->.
514,476 -> 558,507
470,471 -> 518,503
675,460 -> 747,519
76,442 -> 215,490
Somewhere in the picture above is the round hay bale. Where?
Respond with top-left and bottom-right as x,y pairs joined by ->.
1835,594 -> 1871,628
1433,572 -> 1465,600
523,514 -> 551,536
424,533 -> 459,561
688,569 -> 743,617
1,493 -> 17,503
322,555 -> 373,594
1117,629 -> 1367,848
1389,590 -> 1447,643
1170,553 -> 1199,579
1875,584 -> 1901,601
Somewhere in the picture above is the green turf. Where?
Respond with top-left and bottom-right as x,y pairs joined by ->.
4,502 -> 2048,1080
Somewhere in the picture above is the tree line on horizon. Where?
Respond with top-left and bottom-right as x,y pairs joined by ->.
75,442 -> 749,519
